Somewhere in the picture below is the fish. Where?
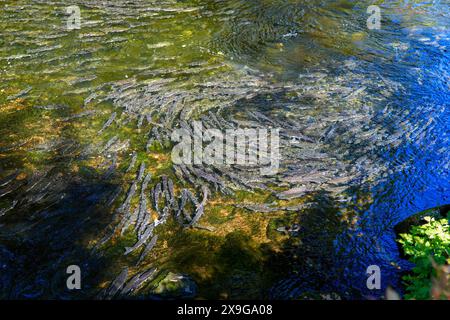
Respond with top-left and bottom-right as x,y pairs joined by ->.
103,154 -> 117,179
161,175 -> 168,195
118,182 -> 137,213
120,267 -> 158,295
106,186 -> 122,206
189,167 -> 224,190
0,141 -> 28,153
102,136 -> 119,154
69,75 -> 97,85
84,92 -> 98,105
155,206 -> 170,226
126,152 -> 137,173
136,162 -> 146,182
152,183 -> 162,212
136,235 -> 158,265
137,211 -> 151,237
189,186 -> 209,226
235,203 -> 278,213
276,186 -> 315,200
102,267 -> 129,299
124,225 -> 154,255
0,171 -> 19,188
27,44 -> 62,54
137,114 -> 145,129
7,86 -> 32,100
141,173 -> 152,197
282,171 -> 332,185
194,225 -> 216,232
0,200 -> 18,217
120,206 -> 138,235
98,112 -> 117,134
33,104 -> 67,110
0,181 -> 23,198
108,139 -> 130,153
61,110 -> 96,122
185,188 -> 200,207
189,205 -> 204,227
136,196 -> 150,236
167,178 -> 175,203
179,165 -> 197,186
177,189 -> 191,222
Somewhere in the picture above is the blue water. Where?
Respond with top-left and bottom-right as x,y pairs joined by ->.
333,7 -> 450,297
262,1 -> 450,298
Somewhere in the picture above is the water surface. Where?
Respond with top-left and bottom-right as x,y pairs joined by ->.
0,0 -> 448,299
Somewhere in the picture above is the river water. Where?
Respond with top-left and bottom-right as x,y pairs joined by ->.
0,0 -> 449,299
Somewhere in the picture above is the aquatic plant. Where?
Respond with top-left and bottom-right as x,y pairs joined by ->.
398,215 -> 450,300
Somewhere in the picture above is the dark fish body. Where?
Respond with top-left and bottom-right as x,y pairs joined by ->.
120,206 -> 138,235
152,183 -> 162,212
141,173 -> 151,197
102,267 -> 129,299
167,178 -> 175,203
136,162 -> 146,182
137,235 -> 158,265
102,135 -> 119,153
120,267 -> 157,295
106,186 -> 122,206
34,104 -> 67,110
7,86 -> 32,100
0,200 -> 18,217
62,110 -> 96,122
98,112 -> 117,134
136,196 -> 150,236
118,182 -> 137,213
126,152 -> 137,173
124,225 -> 153,255
189,187 -> 208,226
0,171 -> 19,188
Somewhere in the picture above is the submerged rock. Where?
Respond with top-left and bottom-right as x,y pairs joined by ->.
152,272 -> 197,299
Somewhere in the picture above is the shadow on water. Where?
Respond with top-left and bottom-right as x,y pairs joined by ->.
0,99 -> 123,298
0,162 -> 128,299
